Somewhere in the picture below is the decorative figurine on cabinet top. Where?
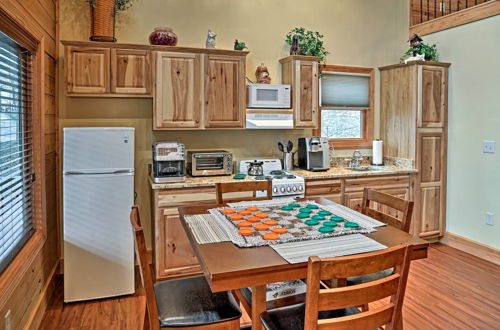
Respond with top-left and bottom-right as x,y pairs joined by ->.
206,30 -> 217,49
401,33 -> 439,63
234,39 -> 247,50
255,63 -> 271,84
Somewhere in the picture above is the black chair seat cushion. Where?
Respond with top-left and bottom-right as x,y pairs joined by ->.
260,303 -> 361,330
347,268 -> 394,285
154,275 -> 241,328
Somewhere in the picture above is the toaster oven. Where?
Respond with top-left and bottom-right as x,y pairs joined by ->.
187,150 -> 233,176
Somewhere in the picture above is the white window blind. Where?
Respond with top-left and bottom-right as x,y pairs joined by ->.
0,31 -> 34,273
321,72 -> 370,108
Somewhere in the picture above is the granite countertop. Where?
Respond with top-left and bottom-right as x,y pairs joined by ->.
150,165 -> 417,190
291,165 -> 417,180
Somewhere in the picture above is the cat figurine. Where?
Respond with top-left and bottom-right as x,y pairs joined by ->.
404,53 -> 425,64
206,30 -> 217,49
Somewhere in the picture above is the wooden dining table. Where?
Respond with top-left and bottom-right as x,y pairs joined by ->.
178,197 -> 429,330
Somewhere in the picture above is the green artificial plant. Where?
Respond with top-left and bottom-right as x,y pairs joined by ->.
401,42 -> 440,62
285,27 -> 329,63
87,0 -> 134,13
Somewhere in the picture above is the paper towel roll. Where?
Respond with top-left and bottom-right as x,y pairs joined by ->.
372,140 -> 383,165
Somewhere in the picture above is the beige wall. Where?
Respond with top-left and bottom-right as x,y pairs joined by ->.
59,0 -> 409,247
424,16 -> 500,249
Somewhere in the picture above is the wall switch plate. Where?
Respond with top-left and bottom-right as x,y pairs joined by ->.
485,212 -> 494,226
483,141 -> 495,153
4,310 -> 11,330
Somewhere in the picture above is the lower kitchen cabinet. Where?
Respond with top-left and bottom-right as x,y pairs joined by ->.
151,186 -> 217,280
305,178 -> 342,203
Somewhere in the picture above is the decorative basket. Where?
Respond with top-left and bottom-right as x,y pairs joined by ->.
90,0 -> 116,42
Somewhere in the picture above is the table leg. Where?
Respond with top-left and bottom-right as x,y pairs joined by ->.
251,285 -> 266,330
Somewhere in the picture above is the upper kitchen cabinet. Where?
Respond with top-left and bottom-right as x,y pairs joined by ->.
379,61 -> 450,241
65,46 -> 110,94
204,54 -> 246,128
280,55 -> 320,128
111,49 -> 153,95
63,41 -> 153,97
154,52 -> 201,129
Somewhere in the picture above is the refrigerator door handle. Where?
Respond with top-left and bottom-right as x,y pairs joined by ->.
113,169 -> 134,174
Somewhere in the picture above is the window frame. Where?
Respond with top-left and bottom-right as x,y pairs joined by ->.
314,64 -> 374,150
0,8 -> 47,303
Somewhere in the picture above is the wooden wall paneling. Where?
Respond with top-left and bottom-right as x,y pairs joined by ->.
111,49 -> 152,95
380,65 -> 417,159
65,46 -> 110,94
418,65 -> 447,128
204,54 -> 246,128
0,1 -> 59,329
154,52 -> 201,129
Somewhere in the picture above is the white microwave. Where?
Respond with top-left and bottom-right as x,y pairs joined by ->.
247,84 -> 291,108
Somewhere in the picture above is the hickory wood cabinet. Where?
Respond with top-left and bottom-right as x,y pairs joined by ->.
63,41 -> 153,97
280,55 -> 320,128
153,51 -> 247,129
380,61 -> 450,241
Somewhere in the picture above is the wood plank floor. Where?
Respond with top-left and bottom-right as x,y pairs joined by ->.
39,244 -> 500,329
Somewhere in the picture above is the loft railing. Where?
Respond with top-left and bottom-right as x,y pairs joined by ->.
410,0 -> 494,25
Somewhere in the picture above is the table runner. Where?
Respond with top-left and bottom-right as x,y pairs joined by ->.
184,214 -> 230,244
320,202 -> 386,228
270,234 -> 387,264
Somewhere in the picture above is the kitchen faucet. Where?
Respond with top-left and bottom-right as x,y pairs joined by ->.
348,150 -> 364,168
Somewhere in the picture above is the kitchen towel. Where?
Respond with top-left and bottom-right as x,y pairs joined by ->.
270,234 -> 387,264
184,214 -> 230,244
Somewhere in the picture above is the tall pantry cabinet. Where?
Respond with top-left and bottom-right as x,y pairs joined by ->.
379,61 -> 450,241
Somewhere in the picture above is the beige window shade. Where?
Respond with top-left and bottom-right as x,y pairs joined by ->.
0,31 -> 34,274
321,72 -> 370,108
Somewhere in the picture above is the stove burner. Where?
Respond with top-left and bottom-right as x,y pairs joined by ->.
255,175 -> 273,181
286,174 -> 296,179
270,170 -> 285,175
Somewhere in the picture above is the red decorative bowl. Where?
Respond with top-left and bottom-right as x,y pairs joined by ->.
149,27 -> 178,46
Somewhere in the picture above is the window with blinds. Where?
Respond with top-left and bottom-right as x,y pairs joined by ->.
320,71 -> 371,140
0,31 -> 34,274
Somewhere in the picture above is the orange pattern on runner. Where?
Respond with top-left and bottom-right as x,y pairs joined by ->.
263,219 -> 278,226
246,206 -> 260,212
238,210 -> 252,215
255,212 -> 268,218
246,216 -> 261,223
238,228 -> 254,236
222,209 -> 235,214
229,214 -> 243,221
272,227 -> 288,234
254,223 -> 269,231
263,233 -> 280,240
237,221 -> 252,227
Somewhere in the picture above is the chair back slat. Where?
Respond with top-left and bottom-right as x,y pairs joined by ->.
318,245 -> 406,279
304,245 -> 411,330
362,188 -> 414,233
215,180 -> 272,204
130,206 -> 160,330
318,274 -> 400,310
317,305 -> 394,330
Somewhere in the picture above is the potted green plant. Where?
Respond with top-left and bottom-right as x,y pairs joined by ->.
285,27 -> 329,63
87,0 -> 134,42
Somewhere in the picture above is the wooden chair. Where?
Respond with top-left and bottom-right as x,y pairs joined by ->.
362,188 -> 414,233
259,245 -> 412,330
215,180 -> 273,204
130,206 -> 242,330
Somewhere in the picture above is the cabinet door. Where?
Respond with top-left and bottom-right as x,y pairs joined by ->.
111,49 -> 152,95
204,55 -> 246,128
155,208 -> 201,279
418,65 -> 447,128
305,178 -> 342,203
154,52 -> 201,129
65,46 -> 110,94
294,60 -> 319,128
416,130 -> 446,238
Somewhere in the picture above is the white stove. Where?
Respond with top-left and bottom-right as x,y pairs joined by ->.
239,159 -> 305,199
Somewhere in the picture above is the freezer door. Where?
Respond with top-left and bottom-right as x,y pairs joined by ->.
63,172 -> 134,302
63,127 -> 134,173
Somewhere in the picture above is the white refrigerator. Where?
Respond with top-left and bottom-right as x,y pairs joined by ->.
63,127 -> 135,302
